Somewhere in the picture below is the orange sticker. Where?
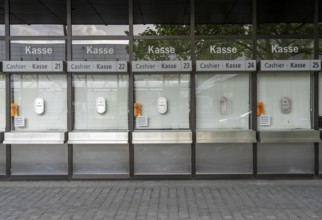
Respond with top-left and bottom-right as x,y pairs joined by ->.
11,103 -> 18,117
134,102 -> 141,117
257,102 -> 264,116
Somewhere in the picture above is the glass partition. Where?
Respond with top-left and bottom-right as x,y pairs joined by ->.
134,73 -> 190,129
73,74 -> 128,130
196,73 -> 250,129
11,74 -> 67,131
257,72 -> 311,130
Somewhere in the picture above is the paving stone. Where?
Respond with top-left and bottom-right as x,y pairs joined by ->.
0,180 -> 321,220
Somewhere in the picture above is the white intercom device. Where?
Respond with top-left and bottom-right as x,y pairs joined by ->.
34,97 -> 45,115
280,97 -> 291,114
96,97 -> 106,114
157,97 -> 167,114
219,96 -> 228,114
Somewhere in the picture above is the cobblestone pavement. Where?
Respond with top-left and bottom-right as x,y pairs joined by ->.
0,180 -> 321,220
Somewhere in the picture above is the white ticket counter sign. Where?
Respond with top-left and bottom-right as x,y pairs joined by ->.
196,60 -> 256,71
67,61 -> 127,72
132,61 -> 192,72
3,61 -> 64,72
260,60 -> 321,71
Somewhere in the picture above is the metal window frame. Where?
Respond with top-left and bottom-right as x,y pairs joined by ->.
0,0 -> 320,180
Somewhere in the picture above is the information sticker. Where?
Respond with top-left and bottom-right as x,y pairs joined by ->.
14,116 -> 25,127
136,116 -> 148,127
259,115 -> 271,126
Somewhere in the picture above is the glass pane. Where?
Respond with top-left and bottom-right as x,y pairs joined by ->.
134,144 -> 191,175
11,144 -> 68,175
0,0 -> 3,36
72,40 -> 129,61
133,40 -> 190,61
258,0 -> 313,35
196,73 -> 250,129
133,0 -> 190,36
134,74 -> 190,129
0,74 -> 5,131
72,0 -> 128,36
196,39 -> 252,60
0,41 -> 5,61
195,0 -> 252,36
11,41 -> 66,61
258,143 -> 314,174
257,72 -> 311,130
196,143 -> 253,174
10,25 -> 65,36
72,25 -> 128,36
12,74 -> 67,131
0,144 -> 5,175
73,144 -> 129,175
10,0 -> 66,30
257,39 -> 313,60
73,74 -> 128,130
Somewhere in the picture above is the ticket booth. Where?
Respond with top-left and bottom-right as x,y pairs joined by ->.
257,60 -> 320,174
3,61 -> 68,176
68,61 -> 129,178
132,61 -> 192,175
0,72 -> 5,176
195,60 -> 256,175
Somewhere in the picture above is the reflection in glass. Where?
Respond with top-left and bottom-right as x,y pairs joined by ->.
196,73 -> 250,129
257,72 -> 311,130
11,41 -> 66,61
257,39 -> 313,60
10,25 -> 65,36
196,24 -> 252,36
134,24 -> 190,36
133,40 -> 190,61
134,74 -> 190,129
72,25 -> 128,36
196,39 -> 252,60
11,74 -> 67,131
73,74 -> 128,130
72,40 -> 129,61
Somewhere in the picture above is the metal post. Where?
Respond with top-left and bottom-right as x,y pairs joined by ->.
252,0 -> 258,177
190,0 -> 196,178
67,0 -> 73,180
4,0 -> 11,179
313,0 -> 319,176
129,0 -> 134,178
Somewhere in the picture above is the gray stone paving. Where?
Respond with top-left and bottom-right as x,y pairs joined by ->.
0,180 -> 321,220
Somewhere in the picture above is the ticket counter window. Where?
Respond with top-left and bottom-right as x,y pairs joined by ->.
257,72 -> 311,130
73,73 -> 128,130
196,73 -> 250,130
134,73 -> 190,129
11,74 -> 67,131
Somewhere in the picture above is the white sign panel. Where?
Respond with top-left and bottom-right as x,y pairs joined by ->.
197,60 -> 256,72
3,61 -> 64,72
132,61 -> 192,72
67,61 -> 127,72
260,60 -> 321,71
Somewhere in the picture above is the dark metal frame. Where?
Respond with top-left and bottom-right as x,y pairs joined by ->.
0,0 -> 321,180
